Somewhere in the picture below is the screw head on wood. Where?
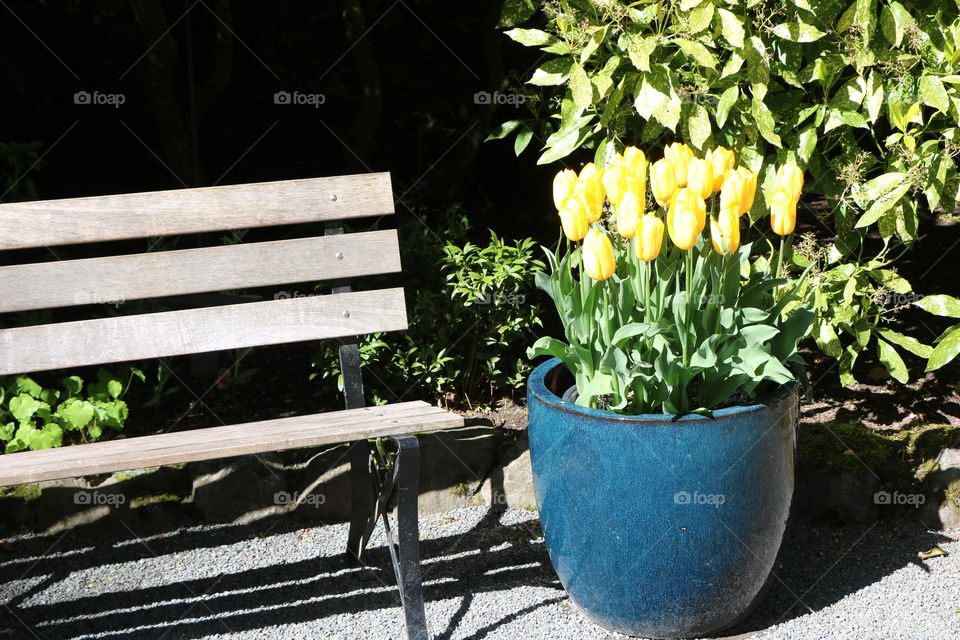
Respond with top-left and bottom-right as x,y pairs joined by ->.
335,252 -> 344,260
329,193 -> 338,202
342,310 -> 350,318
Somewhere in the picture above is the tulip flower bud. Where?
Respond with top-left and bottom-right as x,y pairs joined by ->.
664,142 -> 693,187
735,167 -> 757,216
711,205 -> 741,255
635,214 -> 664,261
559,196 -> 589,241
667,187 -> 705,250
706,147 -> 736,191
583,228 -> 616,280
602,163 -> 627,207
687,157 -> 714,199
650,159 -> 676,208
770,188 -> 797,236
775,162 -> 804,202
576,163 -> 605,222
623,146 -> 647,181
553,168 -> 578,210
617,191 -> 642,239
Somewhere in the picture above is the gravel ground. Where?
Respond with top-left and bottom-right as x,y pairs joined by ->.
0,506 -> 957,640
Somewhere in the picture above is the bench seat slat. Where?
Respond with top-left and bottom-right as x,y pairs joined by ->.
0,230 -> 401,313
0,288 -> 407,375
0,173 -> 394,250
0,400 -> 464,486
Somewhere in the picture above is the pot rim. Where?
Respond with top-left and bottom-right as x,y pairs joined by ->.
530,357 -> 797,423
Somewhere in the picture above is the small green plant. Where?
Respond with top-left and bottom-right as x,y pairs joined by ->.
0,368 -> 143,453
441,231 -> 546,401
313,214 -> 544,408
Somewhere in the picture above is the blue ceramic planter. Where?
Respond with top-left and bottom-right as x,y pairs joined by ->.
527,358 -> 799,639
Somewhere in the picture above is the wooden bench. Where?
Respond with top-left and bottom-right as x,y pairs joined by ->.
0,172 -> 464,640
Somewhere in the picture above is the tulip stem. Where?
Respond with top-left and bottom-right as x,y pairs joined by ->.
684,248 -> 694,366
774,234 -> 790,299
641,260 -> 650,323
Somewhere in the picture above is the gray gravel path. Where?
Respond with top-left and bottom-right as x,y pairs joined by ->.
1,506 -> 957,640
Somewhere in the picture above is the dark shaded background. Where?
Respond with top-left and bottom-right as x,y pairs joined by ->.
0,1 -> 557,227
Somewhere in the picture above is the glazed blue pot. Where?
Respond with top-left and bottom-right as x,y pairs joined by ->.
527,358 -> 799,639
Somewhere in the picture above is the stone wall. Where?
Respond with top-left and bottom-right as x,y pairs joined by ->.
1,420 -> 958,538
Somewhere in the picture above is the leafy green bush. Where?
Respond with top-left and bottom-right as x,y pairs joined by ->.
495,0 -> 960,384
313,214 -> 544,408
0,368 -> 142,453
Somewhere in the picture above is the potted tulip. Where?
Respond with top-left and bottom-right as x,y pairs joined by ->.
527,142 -> 813,638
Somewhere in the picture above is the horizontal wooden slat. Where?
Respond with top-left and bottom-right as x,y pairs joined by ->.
0,401 -> 464,486
0,288 -> 407,375
0,173 -> 394,250
0,230 -> 401,313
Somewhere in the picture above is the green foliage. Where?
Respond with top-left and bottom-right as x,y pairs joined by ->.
910,293 -> 960,371
313,214 -> 544,408
530,237 -> 813,415
498,0 -> 960,385
0,368 -> 142,453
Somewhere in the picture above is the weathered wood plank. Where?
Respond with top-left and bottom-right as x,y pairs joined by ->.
0,401 -> 464,486
0,230 -> 401,313
0,173 -> 394,250
0,288 -> 407,374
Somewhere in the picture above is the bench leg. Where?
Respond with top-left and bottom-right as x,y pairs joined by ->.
346,440 -> 376,560
385,435 -> 429,640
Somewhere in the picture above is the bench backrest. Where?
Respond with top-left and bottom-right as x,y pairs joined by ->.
0,173 -> 403,377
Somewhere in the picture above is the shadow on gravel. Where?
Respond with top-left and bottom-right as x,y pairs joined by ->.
719,515 -> 956,638
0,504 -> 955,640
0,506 -> 560,640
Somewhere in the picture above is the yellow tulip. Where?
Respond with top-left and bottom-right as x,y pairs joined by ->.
635,214 -> 664,261
624,174 -> 646,205
706,147 -> 736,191
559,196 -> 589,241
602,163 -> 627,207
775,162 -> 804,201
582,228 -> 616,280
711,205 -> 741,255
735,167 -> 757,216
770,188 -> 797,236
616,191 -> 642,238
553,168 -> 578,210
719,171 -> 745,212
687,157 -> 714,199
677,187 -> 707,232
650,158 -> 676,208
623,146 -> 647,181
664,142 -> 693,187
576,163 -> 605,222
667,187 -> 706,250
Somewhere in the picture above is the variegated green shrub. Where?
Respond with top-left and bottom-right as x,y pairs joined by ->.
495,0 -> 960,383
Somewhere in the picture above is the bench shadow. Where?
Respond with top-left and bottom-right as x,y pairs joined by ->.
0,504 -> 559,640
0,504 -> 955,640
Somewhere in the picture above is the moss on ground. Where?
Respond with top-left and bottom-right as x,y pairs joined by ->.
0,483 -> 41,502
798,421 -> 960,482
945,479 -> 960,506
130,493 -> 184,508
